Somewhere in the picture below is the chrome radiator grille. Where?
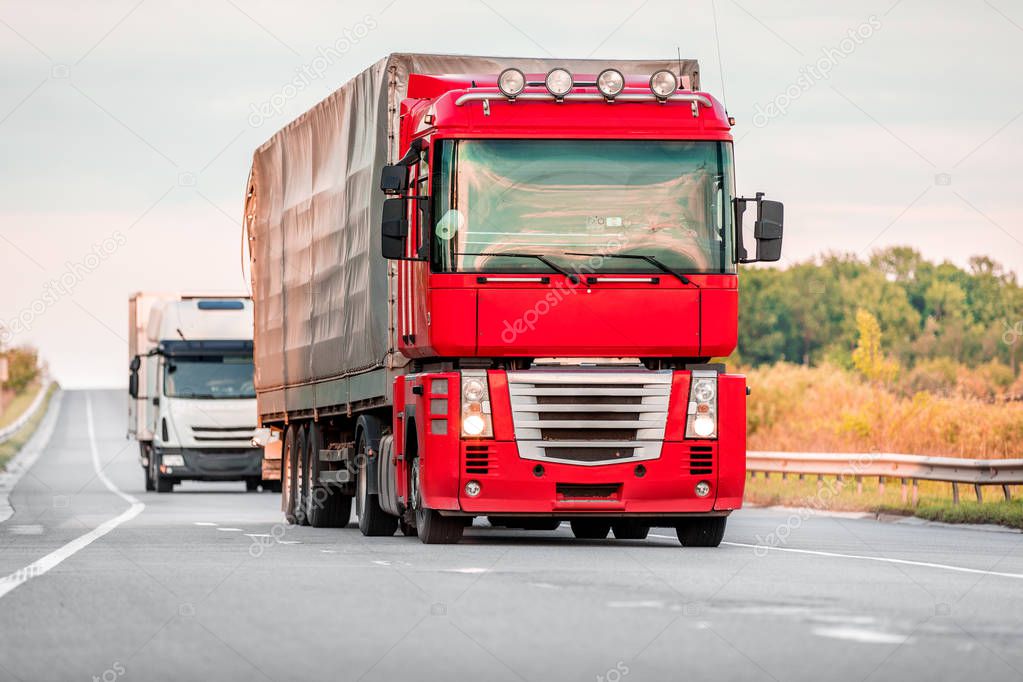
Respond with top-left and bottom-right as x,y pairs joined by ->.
506,370 -> 672,466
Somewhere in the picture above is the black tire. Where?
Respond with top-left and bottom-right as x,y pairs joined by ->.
155,471 -> 173,493
306,422 -> 353,528
676,517 -> 727,547
262,479 -> 283,494
355,428 -> 398,537
612,520 -> 650,540
570,519 -> 611,539
245,479 -> 260,492
398,517 -> 417,537
142,444 -> 155,491
295,424 -> 311,526
411,456 -> 463,544
282,425 -> 299,524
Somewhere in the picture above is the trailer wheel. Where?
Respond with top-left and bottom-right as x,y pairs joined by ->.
305,421 -> 353,528
142,444 -> 154,492
355,429 -> 397,537
611,520 -> 650,540
149,449 -> 173,493
245,479 -> 260,492
262,479 -> 283,493
570,519 -> 610,539
675,517 -> 727,547
282,425 -> 299,524
410,456 -> 463,544
295,424 -> 311,526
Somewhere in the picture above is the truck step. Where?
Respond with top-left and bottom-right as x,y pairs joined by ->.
318,470 -> 352,484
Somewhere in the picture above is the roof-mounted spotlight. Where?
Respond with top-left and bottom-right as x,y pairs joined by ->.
596,68 -> 625,99
649,69 -> 679,100
497,68 -> 526,98
545,68 -> 574,99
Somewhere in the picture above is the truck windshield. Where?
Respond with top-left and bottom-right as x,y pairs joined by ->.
431,139 -> 736,275
163,355 -> 255,399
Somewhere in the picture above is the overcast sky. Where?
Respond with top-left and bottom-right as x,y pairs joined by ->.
0,0 -> 1020,388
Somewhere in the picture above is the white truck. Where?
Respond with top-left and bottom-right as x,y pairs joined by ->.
127,293 -> 274,493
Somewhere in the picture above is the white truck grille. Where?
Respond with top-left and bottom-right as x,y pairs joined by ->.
506,370 -> 672,466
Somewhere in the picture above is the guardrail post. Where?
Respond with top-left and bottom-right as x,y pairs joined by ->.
1003,484 -> 1012,501
900,478 -> 908,504
912,479 -> 919,506
878,477 -> 885,496
855,475 -> 862,496
952,481 -> 960,505
974,484 -> 983,503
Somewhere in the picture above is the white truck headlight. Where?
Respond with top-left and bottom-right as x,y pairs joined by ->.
545,68 -> 573,97
685,373 -> 718,439
498,68 -> 526,97
596,68 -> 625,98
461,370 -> 493,438
649,69 -> 679,98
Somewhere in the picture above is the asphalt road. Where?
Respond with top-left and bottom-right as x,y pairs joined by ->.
1,390 -> 1021,682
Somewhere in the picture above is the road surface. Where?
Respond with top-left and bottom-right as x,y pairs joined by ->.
1,390 -> 1021,681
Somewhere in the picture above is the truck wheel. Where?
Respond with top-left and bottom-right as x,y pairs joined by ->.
611,520 -> 650,540
295,424 -> 311,526
262,479 -> 283,493
570,519 -> 610,539
306,422 -> 353,528
155,471 -> 173,494
282,425 -> 299,524
245,479 -> 260,492
675,517 -> 727,547
355,430 -> 397,537
142,444 -> 155,491
410,456 -> 463,544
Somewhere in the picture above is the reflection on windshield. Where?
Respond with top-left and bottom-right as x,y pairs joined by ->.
164,356 -> 255,399
432,139 -> 735,274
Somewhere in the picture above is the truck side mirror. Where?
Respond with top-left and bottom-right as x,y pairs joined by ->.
754,200 -> 784,262
380,164 -> 408,194
129,355 -> 140,398
381,198 -> 408,260
734,194 -> 784,263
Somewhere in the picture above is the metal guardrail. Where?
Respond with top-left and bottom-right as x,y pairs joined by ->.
0,380 -> 53,445
747,450 -> 1023,504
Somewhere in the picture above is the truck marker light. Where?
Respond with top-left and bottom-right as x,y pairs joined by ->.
465,480 -> 482,497
596,68 -> 625,98
695,481 -> 711,497
649,69 -> 679,99
545,68 -> 573,98
498,68 -> 526,98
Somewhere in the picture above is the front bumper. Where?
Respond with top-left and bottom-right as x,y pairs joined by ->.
155,447 -> 263,481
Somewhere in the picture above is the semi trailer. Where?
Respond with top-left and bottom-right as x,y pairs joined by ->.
244,53 -> 783,544
127,294 -> 275,492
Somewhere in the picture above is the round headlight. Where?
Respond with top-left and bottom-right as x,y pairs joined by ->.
693,380 -> 716,403
545,68 -> 573,97
462,378 -> 486,401
463,414 -> 486,436
649,69 -> 679,98
693,414 -> 716,438
596,68 -> 625,98
498,68 -> 526,97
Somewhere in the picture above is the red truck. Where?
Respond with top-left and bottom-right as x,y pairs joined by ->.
244,54 -> 783,545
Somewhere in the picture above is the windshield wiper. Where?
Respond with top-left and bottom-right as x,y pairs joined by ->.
456,252 -> 580,283
564,252 -> 696,286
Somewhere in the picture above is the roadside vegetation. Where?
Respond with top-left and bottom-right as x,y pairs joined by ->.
0,384 -> 56,469
0,346 -> 48,469
736,248 -> 1023,527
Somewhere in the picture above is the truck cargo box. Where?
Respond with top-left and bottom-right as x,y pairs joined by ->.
245,53 -> 700,421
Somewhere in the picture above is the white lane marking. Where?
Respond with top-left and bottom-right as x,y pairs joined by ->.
607,600 -> 665,609
9,525 -> 44,535
722,541 -> 1023,580
194,522 -> 217,526
216,527 -> 243,532
649,535 -> 1023,580
443,567 -> 489,574
0,395 -> 145,601
812,626 -> 909,645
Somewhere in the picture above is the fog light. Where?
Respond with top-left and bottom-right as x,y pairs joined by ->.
693,415 -> 715,438
649,69 -> 679,98
498,67 -> 526,97
596,68 -> 625,98
695,481 -> 711,497
163,454 -> 185,466
465,480 -> 482,497
545,68 -> 573,98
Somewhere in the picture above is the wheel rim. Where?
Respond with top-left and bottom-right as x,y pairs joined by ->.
356,438 -> 366,520
410,458 -> 422,512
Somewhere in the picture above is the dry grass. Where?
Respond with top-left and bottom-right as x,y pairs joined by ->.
746,363 -> 1023,458
0,380 -> 42,429
0,384 -> 55,469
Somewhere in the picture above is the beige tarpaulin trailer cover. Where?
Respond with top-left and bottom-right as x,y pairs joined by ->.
245,53 -> 701,417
